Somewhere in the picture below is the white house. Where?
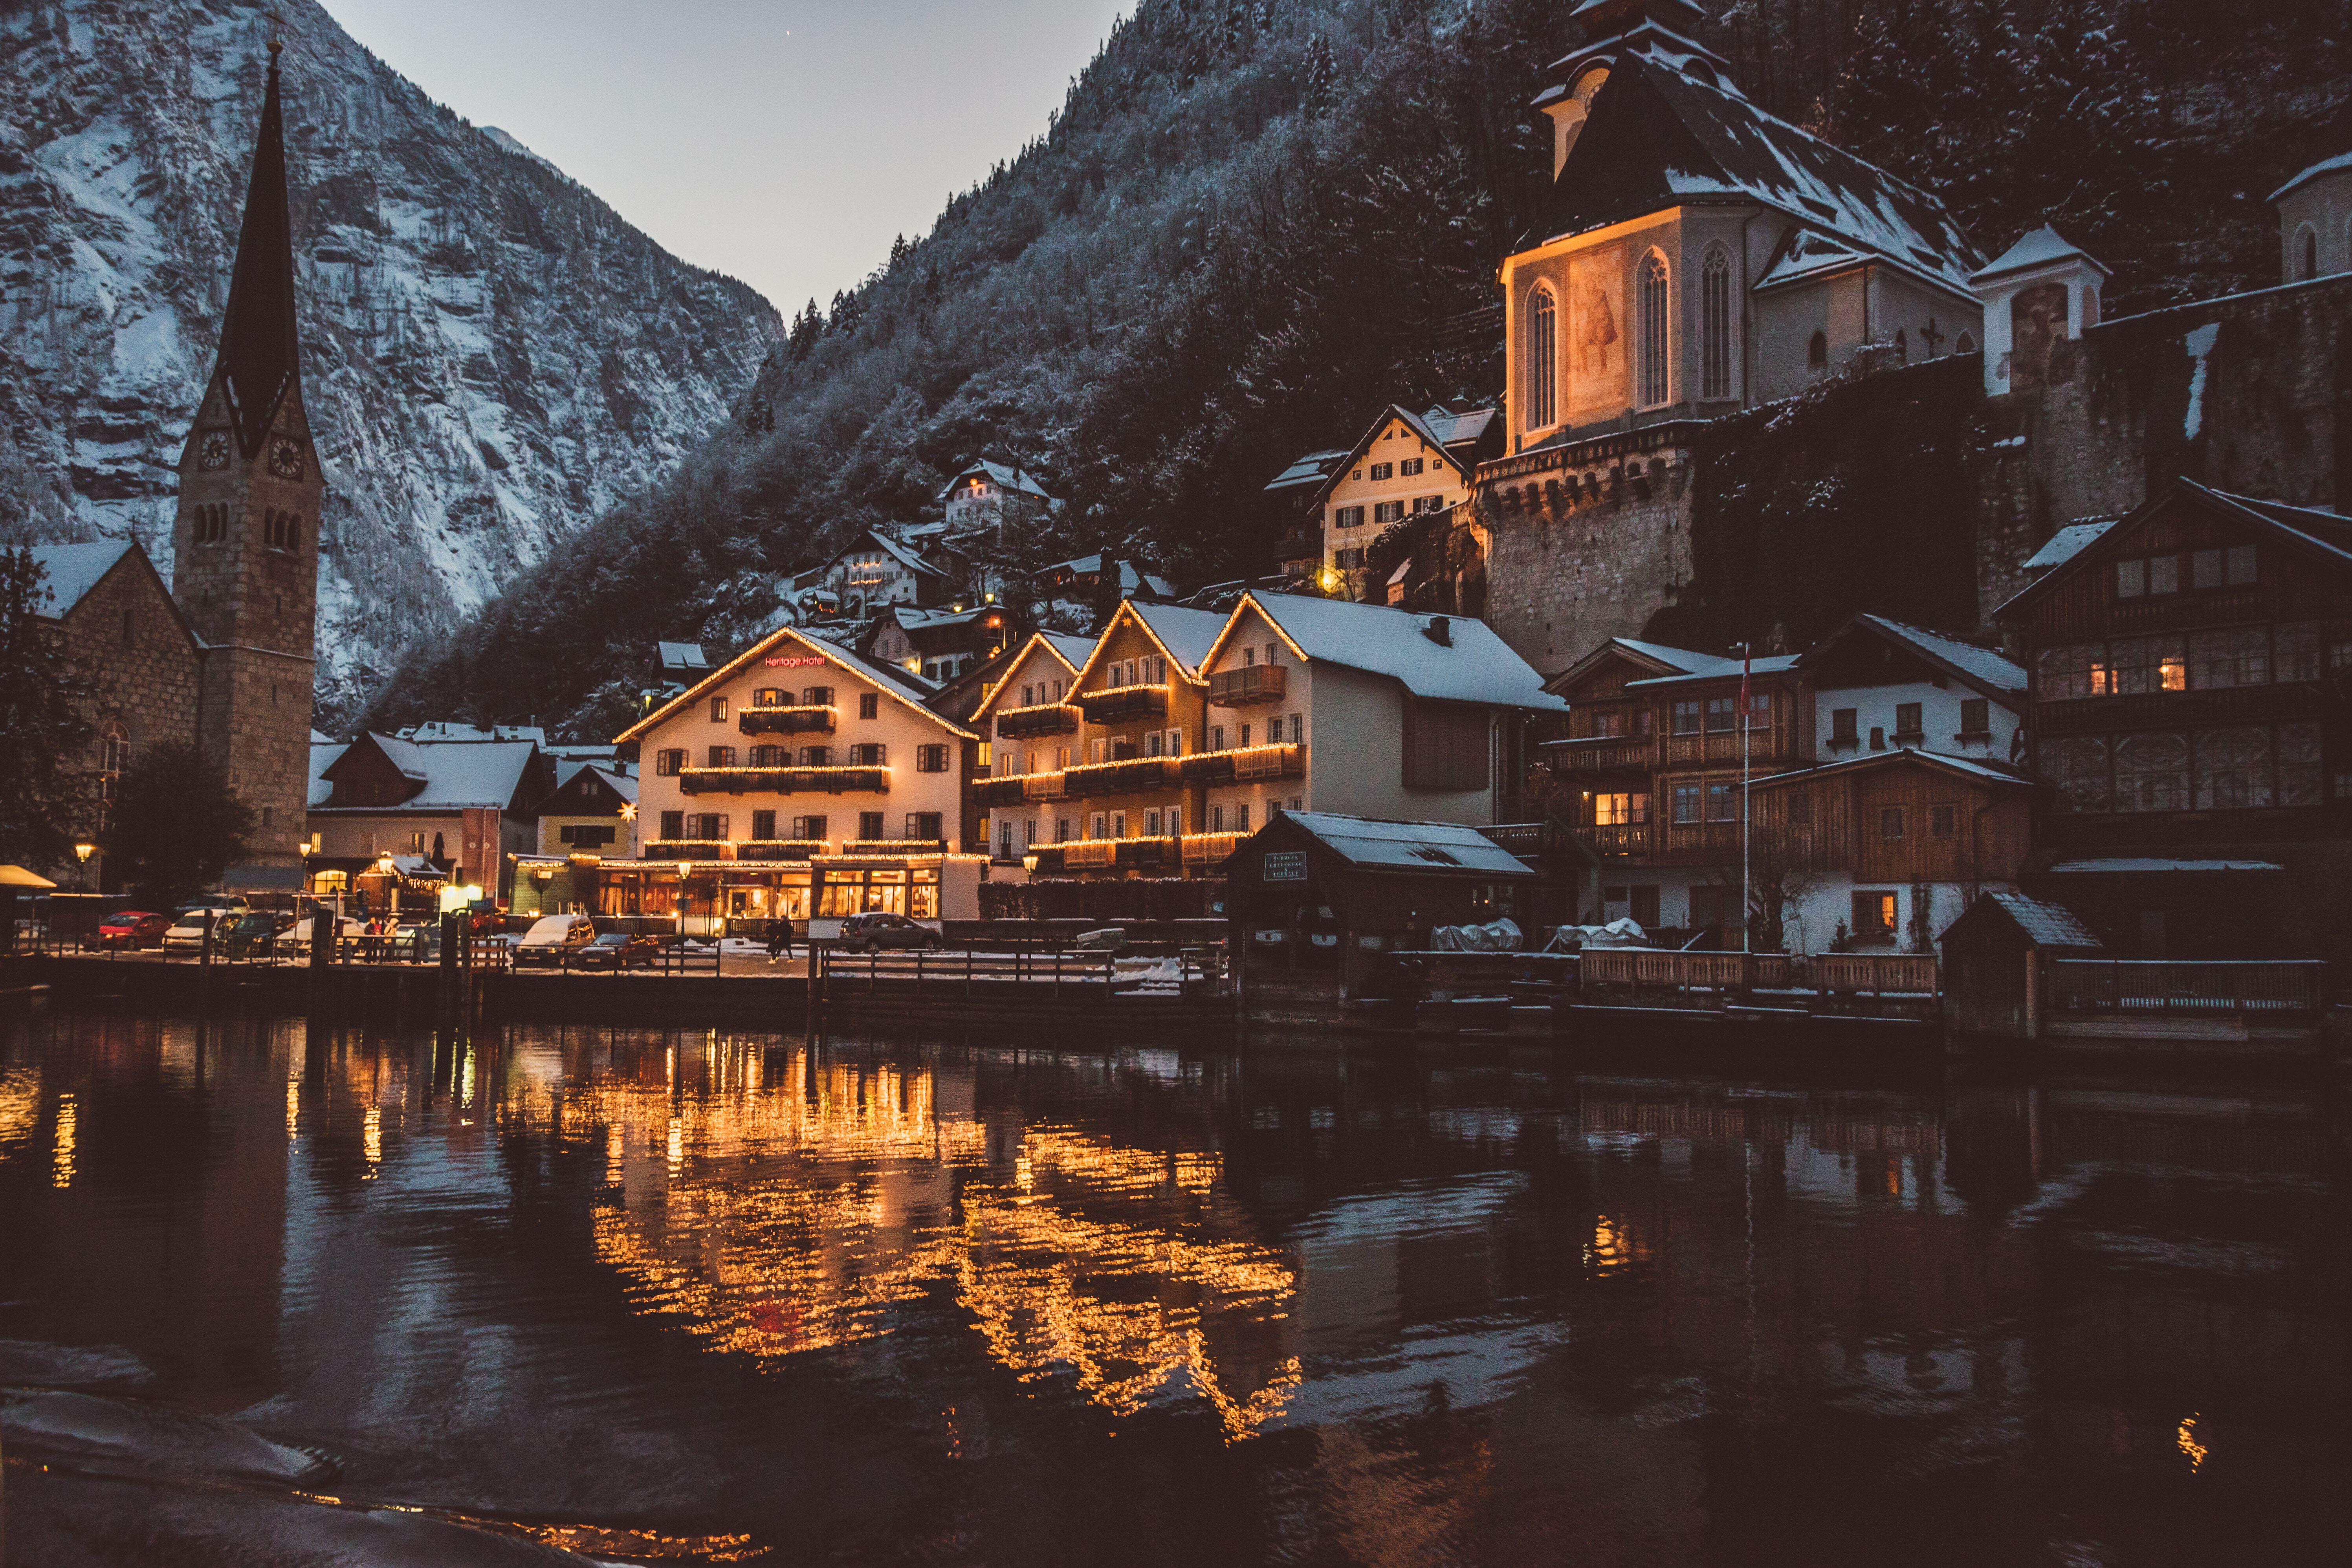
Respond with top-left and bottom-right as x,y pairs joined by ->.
615,625 -> 982,936
1798,614 -> 2028,765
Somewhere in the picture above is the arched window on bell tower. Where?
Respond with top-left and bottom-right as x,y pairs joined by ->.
1525,282 -> 1559,433
1637,251 -> 1671,409
1699,245 -> 1735,401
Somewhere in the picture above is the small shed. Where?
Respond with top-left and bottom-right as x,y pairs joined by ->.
1225,813 -> 1533,1004
1940,889 -> 2103,1042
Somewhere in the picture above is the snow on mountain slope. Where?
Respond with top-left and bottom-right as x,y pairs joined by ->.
0,0 -> 779,718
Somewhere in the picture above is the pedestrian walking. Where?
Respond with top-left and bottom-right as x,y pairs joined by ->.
766,921 -> 796,963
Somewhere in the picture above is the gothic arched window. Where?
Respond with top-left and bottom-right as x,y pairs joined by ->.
1699,246 -> 1734,400
2297,226 -> 2319,282
1637,252 -> 1670,408
1808,330 -> 1829,370
1956,329 -> 1978,356
1526,283 -> 1559,431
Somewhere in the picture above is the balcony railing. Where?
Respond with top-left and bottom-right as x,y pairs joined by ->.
1182,831 -> 1241,866
2043,958 -> 2326,1014
1062,840 -> 1118,869
1545,734 -> 1657,772
1662,726 -> 1791,767
1021,772 -> 1067,802
1118,836 -> 1176,869
642,839 -> 733,860
995,703 -> 1080,740
679,765 -> 889,796
973,776 -> 1030,809
1060,756 -> 1177,797
739,705 -> 836,735
735,839 -> 828,861
1078,684 -> 1169,724
833,838 -> 949,857
1573,821 -> 1653,857
1208,666 -> 1286,706
1230,742 -> 1304,781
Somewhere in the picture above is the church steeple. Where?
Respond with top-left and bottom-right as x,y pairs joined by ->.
170,31 -> 320,870
213,39 -> 301,460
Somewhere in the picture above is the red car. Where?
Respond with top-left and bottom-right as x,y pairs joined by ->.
97,911 -> 172,951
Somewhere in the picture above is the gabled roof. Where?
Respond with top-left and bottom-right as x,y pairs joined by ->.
1268,812 -> 1536,878
2267,149 -> 2352,204
2021,520 -> 2116,574
1216,592 -> 1567,711
1544,635 -> 1721,696
1044,632 -> 1094,668
1536,51 -> 1981,297
1968,224 -> 2108,286
973,630 -> 1094,717
398,721 -> 547,744
614,623 -> 974,743
544,761 -> 636,809
1071,600 -> 1228,688
1751,748 -> 2033,790
307,741 -> 348,809
1282,404 -> 1497,512
1263,449 -> 1352,494
940,459 -> 1056,504
657,642 -> 709,675
1043,554 -> 1173,598
1994,480 -> 2352,622
1802,614 -> 2027,698
317,732 -> 548,813
27,540 -> 137,617
210,48 -> 301,459
1623,652 -> 1801,690
816,528 -> 949,583
1753,228 -> 1867,293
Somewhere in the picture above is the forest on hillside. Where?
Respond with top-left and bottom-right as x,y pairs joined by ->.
370,0 -> 2352,740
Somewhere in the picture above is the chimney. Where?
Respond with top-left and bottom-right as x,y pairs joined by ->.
1425,616 -> 1451,646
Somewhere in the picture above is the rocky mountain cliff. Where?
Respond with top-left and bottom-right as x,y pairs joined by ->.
0,0 -> 779,719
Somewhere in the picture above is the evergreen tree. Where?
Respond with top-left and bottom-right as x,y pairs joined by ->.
0,547 -> 93,871
787,300 -> 823,363
101,741 -> 255,906
1303,33 -> 1338,120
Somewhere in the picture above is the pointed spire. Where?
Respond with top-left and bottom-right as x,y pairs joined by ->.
213,38 -> 300,459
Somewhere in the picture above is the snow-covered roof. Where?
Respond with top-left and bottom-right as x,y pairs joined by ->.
1122,601 -> 1229,673
552,759 -> 637,802
658,642 -> 709,674
1264,449 -> 1352,493
1978,890 -> 2103,950
2022,521 -> 2116,574
2046,858 -> 2285,874
398,721 -> 547,744
1538,52 -> 1982,297
1752,749 -> 2032,789
1753,229 -> 1867,292
868,530 -> 949,579
1623,652 -> 1801,690
940,460 -> 1056,504
1417,404 -> 1498,449
1271,812 -> 1536,878
317,734 -> 545,813
27,541 -> 135,616
1044,632 -> 1095,668
1807,614 -> 2027,697
308,742 -> 348,809
2268,149 -> 2352,204
1996,482 -> 2352,621
1968,224 -> 2109,286
1232,593 -> 1567,711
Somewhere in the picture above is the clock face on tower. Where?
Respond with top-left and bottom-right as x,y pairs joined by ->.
199,431 -> 229,470
268,438 -> 306,480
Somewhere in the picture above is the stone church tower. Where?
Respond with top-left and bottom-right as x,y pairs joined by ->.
171,38 -> 319,866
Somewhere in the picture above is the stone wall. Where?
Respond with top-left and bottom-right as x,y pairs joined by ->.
53,553 -> 202,833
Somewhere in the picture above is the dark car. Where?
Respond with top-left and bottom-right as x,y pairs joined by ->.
572,932 -> 659,971
96,910 -> 172,951
220,912 -> 281,961
836,911 -> 940,953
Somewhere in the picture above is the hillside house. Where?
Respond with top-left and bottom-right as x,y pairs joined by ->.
1268,404 -> 1502,598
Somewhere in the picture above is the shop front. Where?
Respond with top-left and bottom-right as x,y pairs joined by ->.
305,853 -> 450,921
808,854 -> 984,940
592,858 -> 816,939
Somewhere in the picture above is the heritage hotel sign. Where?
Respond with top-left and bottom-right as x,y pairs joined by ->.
764,655 -> 828,668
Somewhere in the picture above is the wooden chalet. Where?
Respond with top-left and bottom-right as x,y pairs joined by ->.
1995,480 -> 2352,958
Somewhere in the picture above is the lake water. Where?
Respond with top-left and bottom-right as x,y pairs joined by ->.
1,1009 -> 2346,1565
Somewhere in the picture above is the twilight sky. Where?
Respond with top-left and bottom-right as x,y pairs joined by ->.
318,0 -> 1132,314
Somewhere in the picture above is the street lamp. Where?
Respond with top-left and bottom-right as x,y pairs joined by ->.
73,840 -> 95,891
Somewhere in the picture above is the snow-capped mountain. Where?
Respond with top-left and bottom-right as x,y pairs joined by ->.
0,0 -> 779,718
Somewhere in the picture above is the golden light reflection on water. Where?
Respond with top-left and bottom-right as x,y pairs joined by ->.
0,1066 -> 38,1147
574,1043 -> 1298,1440
51,1091 -> 75,1188
2178,1412 -> 2208,1472
363,1106 -> 383,1176
285,1075 -> 301,1141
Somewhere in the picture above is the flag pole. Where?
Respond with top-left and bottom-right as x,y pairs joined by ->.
1738,641 -> 1751,954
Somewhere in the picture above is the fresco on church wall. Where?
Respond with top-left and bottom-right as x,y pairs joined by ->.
1565,246 -> 1630,424
2008,282 -> 2068,391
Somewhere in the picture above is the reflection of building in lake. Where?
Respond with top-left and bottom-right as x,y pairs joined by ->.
573,1043 -> 1300,1438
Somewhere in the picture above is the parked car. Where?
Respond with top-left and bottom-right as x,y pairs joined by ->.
220,912 -> 281,961
388,923 -> 440,963
513,913 -> 598,966
177,894 -> 250,917
572,932 -> 659,971
161,910 -> 226,952
96,911 -> 172,951
836,911 -> 940,953
286,915 -> 367,948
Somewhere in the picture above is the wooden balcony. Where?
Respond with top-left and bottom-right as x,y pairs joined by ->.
995,703 -> 1080,740
1546,734 -> 1657,773
1660,725 -> 1794,768
1060,756 -> 1177,798
739,704 -> 836,735
1573,822 -> 1653,858
1208,666 -> 1286,707
1078,684 -> 1169,724
735,839 -> 828,861
678,765 -> 889,796
1181,832 -> 1241,866
1062,840 -> 1118,869
972,776 -> 1029,809
1231,742 -> 1304,781
642,839 -> 733,860
1118,836 -> 1176,869
1021,772 -> 1067,802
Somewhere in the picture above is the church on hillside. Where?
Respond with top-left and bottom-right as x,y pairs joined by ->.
29,36 -> 319,889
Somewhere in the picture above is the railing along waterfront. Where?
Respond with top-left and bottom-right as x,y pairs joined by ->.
816,944 -> 1221,998
2043,958 -> 2326,1014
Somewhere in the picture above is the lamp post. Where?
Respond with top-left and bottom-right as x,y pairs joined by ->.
73,840 -> 95,892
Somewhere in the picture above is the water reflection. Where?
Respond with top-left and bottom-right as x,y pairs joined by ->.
0,1010 -> 2345,1565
